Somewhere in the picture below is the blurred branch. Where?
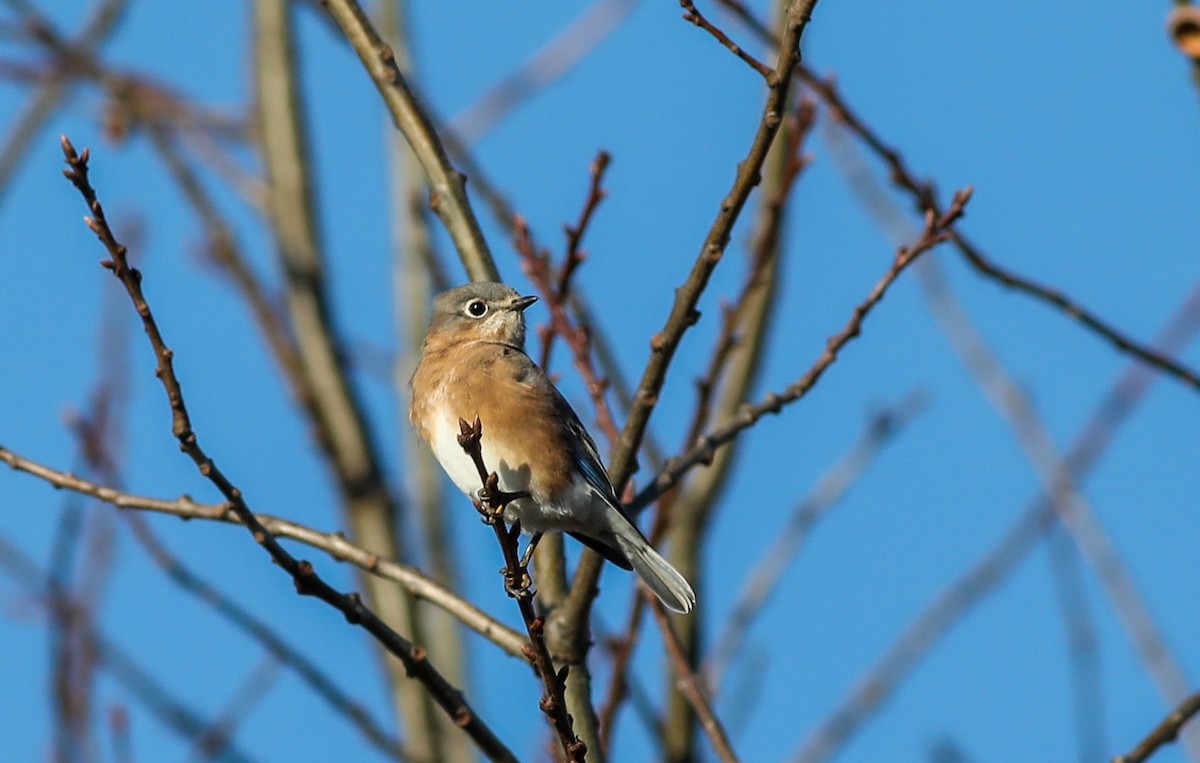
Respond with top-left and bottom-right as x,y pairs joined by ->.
1114,690 -> 1200,763
628,190 -> 971,516
188,657 -> 280,763
705,391 -> 929,690
58,137 -> 518,762
0,443 -> 529,659
253,2 -> 442,754
317,0 -> 499,281
0,535 -> 263,763
1047,526 -> 1107,761
0,0 -> 128,207
375,1 -> 473,758
788,279 -> 1200,763
648,598 -> 740,763
450,0 -> 638,145
917,257 -> 1200,755
143,124 -> 315,423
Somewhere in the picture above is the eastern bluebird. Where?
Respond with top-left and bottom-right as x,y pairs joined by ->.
410,282 -> 695,614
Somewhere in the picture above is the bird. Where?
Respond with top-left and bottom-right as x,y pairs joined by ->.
410,281 -> 695,614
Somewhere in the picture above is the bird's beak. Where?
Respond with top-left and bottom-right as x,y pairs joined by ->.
510,295 -> 539,312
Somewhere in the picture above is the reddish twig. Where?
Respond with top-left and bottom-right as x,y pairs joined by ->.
517,207 -> 621,449
629,188 -> 971,514
456,417 -> 586,763
680,0 -> 775,83
647,598 -> 741,763
57,136 -> 516,763
528,149 -> 612,375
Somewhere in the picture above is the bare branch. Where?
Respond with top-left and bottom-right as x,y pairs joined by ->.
0,443 -> 529,659
57,137 -> 518,763
629,189 -> 970,514
317,0 -> 499,281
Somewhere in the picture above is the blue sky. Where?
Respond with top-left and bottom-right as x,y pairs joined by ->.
1,1 -> 1198,761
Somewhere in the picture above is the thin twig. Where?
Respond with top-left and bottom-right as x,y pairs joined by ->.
1114,691 -> 1200,763
680,0 -> 775,82
535,149 -> 612,373
552,0 -> 823,679
704,6 -> 1200,393
57,137 -> 517,763
647,598 -> 740,763
456,417 -> 587,763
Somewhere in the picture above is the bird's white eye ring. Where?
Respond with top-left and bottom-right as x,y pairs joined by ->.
465,299 -> 488,318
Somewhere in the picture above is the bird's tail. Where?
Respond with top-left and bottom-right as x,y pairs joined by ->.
612,524 -> 696,614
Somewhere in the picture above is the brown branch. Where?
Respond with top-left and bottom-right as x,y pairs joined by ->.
1114,691 -> 1200,763
629,188 -> 971,515
680,0 -> 775,82
659,85 -> 813,763
537,149 -> 612,373
0,442 -> 529,659
647,598 -> 740,763
517,212 -> 620,450
57,136 -> 517,763
456,417 -> 586,763
317,0 -> 499,282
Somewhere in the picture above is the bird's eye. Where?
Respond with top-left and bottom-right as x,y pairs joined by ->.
465,299 -> 488,318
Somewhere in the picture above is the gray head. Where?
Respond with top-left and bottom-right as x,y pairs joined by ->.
426,282 -> 538,347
